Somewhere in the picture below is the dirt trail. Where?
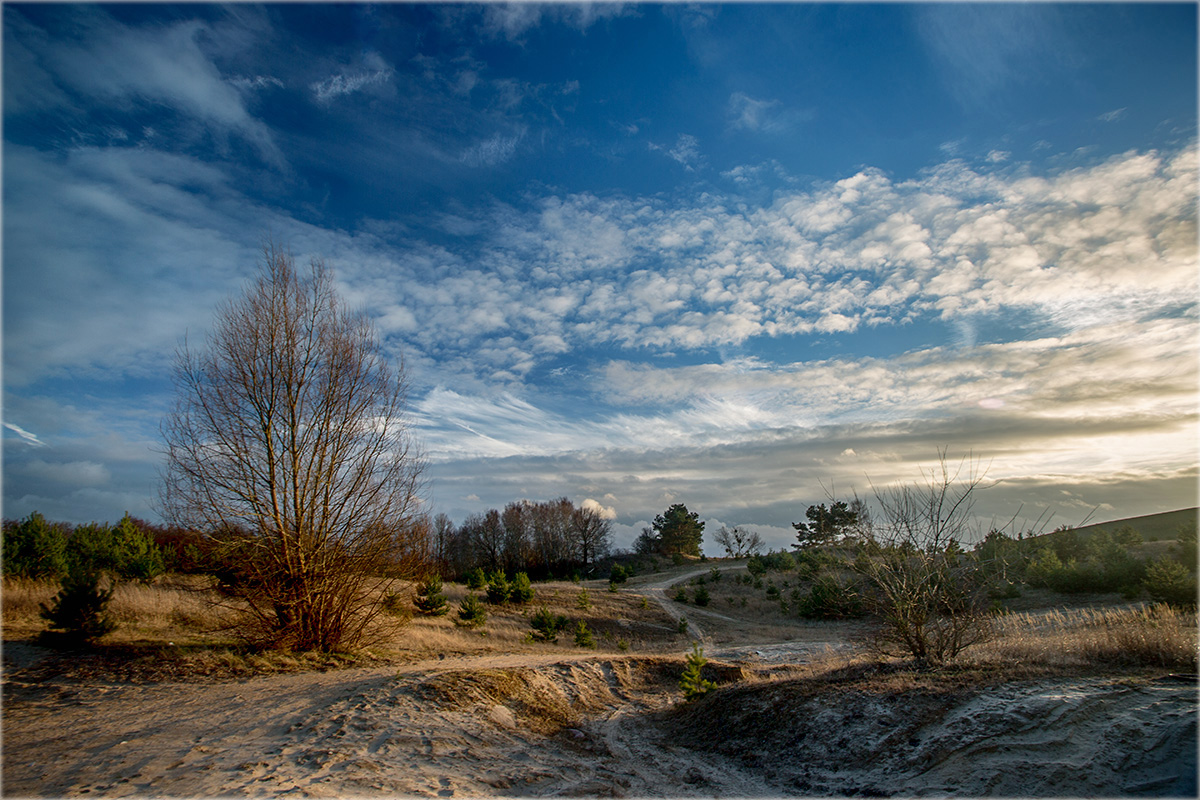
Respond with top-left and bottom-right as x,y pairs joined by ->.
6,649 -> 1195,797
3,654 -> 772,797
633,564 -> 745,643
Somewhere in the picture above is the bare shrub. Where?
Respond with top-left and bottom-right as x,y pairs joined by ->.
162,245 -> 425,652
857,453 -> 994,665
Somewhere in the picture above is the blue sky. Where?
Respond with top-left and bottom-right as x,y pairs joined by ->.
4,3 -> 1197,553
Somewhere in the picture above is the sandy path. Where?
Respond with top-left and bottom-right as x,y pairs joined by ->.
7,653 -> 1195,797
3,654 -> 775,798
633,564 -> 746,643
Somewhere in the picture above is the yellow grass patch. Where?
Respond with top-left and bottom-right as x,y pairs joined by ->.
974,604 -> 1198,671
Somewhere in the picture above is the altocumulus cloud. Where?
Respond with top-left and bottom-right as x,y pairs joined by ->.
354,146 -> 1196,388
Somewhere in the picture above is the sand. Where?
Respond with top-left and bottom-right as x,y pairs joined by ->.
3,568 -> 1196,797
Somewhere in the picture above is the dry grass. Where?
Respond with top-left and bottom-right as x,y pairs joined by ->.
973,604 -> 1198,671
3,576 -> 234,645
374,579 -> 687,661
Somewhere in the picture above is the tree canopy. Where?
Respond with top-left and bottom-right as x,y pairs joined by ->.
793,501 -> 859,548
652,503 -> 704,557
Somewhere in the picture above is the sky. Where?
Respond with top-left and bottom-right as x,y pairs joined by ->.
3,2 -> 1197,554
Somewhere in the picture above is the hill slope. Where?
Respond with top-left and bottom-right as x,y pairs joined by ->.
1072,508 -> 1197,542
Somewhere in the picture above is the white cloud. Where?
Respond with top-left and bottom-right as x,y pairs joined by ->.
480,3 -> 631,40
727,92 -> 811,133
4,423 -> 45,447
729,92 -> 782,131
582,498 -> 618,519
650,133 -> 704,171
322,146 -> 1198,390
460,132 -> 523,167
311,54 -> 394,103
17,10 -> 284,167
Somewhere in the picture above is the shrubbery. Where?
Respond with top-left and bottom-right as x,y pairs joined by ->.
679,643 -> 716,700
485,571 -> 510,604
573,620 -> 596,648
510,572 -> 535,604
3,512 -> 68,580
456,593 -> 487,628
39,565 -> 116,644
1143,558 -> 1197,608
529,605 -> 569,642
3,512 -> 164,582
466,567 -> 486,590
796,575 -> 863,619
413,574 -> 449,616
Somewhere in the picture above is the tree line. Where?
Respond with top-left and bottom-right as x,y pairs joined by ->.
426,497 -> 612,581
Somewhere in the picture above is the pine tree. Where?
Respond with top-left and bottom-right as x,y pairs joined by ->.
485,571 -> 511,604
456,593 -> 487,628
573,620 -> 596,648
529,605 -> 568,642
466,567 -> 487,590
413,574 -> 449,616
509,571 -> 535,604
679,642 -> 717,700
39,565 -> 116,644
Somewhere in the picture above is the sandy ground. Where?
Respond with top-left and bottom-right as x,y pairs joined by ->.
3,570 -> 1197,797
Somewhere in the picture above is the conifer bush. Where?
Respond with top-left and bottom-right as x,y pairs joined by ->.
576,587 -> 592,609
509,571 -> 535,604
1144,558 -> 1198,608
456,593 -> 487,628
39,565 -> 116,644
466,567 -> 486,590
485,571 -> 511,604
694,585 -> 711,606
529,605 -> 569,642
679,642 -> 716,700
413,574 -> 450,616
797,575 -> 863,619
573,620 -> 596,648
3,512 -> 68,579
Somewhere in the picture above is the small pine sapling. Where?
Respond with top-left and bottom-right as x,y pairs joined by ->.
413,574 -> 449,616
485,571 -> 511,604
694,585 -> 711,606
466,567 -> 487,591
673,587 -> 688,603
456,593 -> 488,628
39,566 -> 116,644
679,642 -> 717,700
509,572 -> 535,604
576,587 -> 592,610
529,605 -> 569,642
573,620 -> 596,648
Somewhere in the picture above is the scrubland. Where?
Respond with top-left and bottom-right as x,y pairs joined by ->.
3,558 -> 1197,797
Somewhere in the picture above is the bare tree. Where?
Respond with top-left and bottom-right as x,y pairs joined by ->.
570,505 -> 612,570
713,525 -> 764,558
857,453 -> 993,665
161,246 -> 424,651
